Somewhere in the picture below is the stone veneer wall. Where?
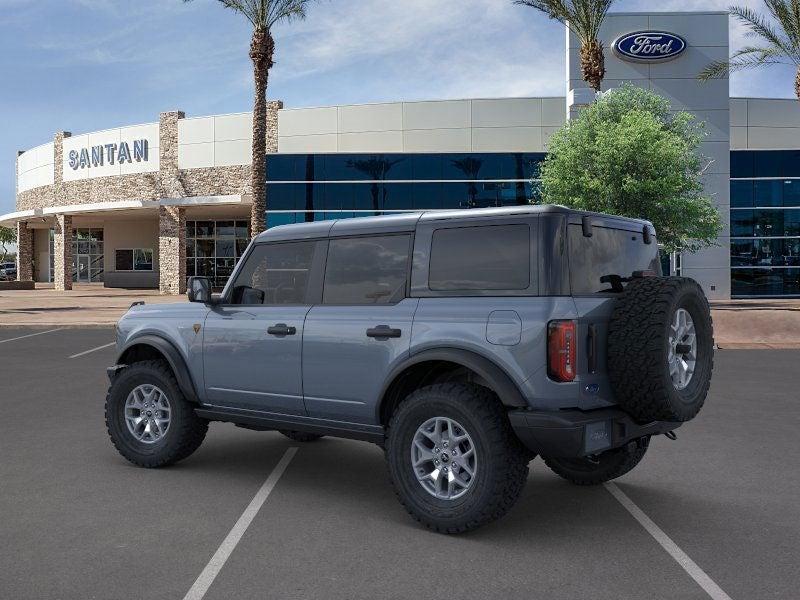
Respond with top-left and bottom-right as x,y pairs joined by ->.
158,206 -> 186,295
53,214 -> 73,291
160,111 -> 186,199
181,165 -> 252,197
265,101 -> 281,155
15,222 -> 33,281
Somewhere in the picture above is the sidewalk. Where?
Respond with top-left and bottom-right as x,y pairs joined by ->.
1,284 -> 798,348
0,284 -> 184,327
710,299 -> 800,349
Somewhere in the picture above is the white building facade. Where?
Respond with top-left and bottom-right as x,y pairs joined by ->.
3,11 -> 799,298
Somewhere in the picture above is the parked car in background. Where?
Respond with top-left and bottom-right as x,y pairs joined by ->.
0,262 -> 16,281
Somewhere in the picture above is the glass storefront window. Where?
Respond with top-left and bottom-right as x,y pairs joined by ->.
186,220 -> 250,288
731,150 -> 800,297
753,180 -> 783,206
732,268 -> 800,296
731,239 -> 800,267
264,152 -> 546,183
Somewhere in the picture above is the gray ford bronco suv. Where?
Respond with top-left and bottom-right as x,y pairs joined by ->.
106,206 -> 713,533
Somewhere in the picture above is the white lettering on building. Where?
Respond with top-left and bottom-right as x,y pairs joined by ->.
68,139 -> 149,170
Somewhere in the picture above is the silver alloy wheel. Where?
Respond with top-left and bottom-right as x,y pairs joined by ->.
411,416 -> 477,500
668,308 -> 697,391
124,384 -> 172,444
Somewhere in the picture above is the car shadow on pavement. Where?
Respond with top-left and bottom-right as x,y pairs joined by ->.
159,429 -> 627,538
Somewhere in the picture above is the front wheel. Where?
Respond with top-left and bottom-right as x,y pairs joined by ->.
543,436 -> 650,486
105,360 -> 208,468
386,383 -> 529,534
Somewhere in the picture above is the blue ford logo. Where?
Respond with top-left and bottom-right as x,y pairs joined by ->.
613,31 -> 686,62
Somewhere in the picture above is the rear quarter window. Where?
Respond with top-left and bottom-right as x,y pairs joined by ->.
568,224 -> 660,294
428,224 -> 530,291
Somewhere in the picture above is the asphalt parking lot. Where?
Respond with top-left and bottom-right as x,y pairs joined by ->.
1,328 -> 799,600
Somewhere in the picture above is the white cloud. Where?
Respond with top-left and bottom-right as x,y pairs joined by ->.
267,0 -> 565,103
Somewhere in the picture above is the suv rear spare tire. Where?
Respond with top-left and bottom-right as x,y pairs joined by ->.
607,276 -> 713,423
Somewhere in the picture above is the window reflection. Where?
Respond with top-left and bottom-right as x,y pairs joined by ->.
265,152 -> 546,182
730,149 -> 800,296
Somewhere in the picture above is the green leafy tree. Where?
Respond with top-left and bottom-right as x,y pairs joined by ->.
184,0 -> 316,235
538,84 -> 722,253
699,2 -> 800,100
0,226 -> 15,263
515,0 -> 615,91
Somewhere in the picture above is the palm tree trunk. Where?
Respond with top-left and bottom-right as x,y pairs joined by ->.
580,40 -> 605,92
249,29 -> 275,237
796,67 -> 800,102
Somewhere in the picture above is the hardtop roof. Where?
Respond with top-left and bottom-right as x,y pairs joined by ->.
255,205 -> 653,242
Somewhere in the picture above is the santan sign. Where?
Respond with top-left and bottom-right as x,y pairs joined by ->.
68,139 -> 149,170
613,31 -> 686,62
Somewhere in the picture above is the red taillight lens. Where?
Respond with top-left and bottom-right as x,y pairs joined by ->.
548,320 -> 577,382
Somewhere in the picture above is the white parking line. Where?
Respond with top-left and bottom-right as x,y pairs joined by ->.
0,329 -> 63,345
605,482 -> 733,600
68,342 -> 116,359
183,447 -> 298,600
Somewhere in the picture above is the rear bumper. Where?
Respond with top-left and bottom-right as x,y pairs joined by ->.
508,407 -> 681,458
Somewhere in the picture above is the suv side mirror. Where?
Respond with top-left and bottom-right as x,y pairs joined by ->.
187,276 -> 212,303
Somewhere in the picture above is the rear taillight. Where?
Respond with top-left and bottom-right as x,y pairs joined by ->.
548,320 -> 577,382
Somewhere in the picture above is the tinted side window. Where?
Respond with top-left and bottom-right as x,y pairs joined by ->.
323,235 -> 410,304
569,225 -> 660,294
428,225 -> 530,291
231,241 -> 316,305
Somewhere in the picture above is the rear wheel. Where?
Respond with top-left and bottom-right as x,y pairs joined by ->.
105,360 -> 208,468
279,430 -> 324,442
543,436 -> 650,485
386,383 -> 529,534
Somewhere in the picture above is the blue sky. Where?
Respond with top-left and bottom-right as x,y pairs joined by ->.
1,0 -> 797,215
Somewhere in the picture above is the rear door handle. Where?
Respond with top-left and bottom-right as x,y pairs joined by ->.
267,323 -> 296,336
366,325 -> 402,339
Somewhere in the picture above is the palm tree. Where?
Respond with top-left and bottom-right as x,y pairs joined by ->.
699,2 -> 800,101
184,0 -> 315,236
514,0 -> 615,92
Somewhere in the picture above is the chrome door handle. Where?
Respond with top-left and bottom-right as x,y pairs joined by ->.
366,325 -> 402,339
267,323 -> 296,336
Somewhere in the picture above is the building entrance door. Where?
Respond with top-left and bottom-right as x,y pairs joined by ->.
70,228 -> 104,283
77,255 -> 90,282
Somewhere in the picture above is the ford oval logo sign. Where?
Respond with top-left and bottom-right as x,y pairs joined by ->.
613,31 -> 686,62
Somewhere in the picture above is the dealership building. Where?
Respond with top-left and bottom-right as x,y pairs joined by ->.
3,10 -> 800,298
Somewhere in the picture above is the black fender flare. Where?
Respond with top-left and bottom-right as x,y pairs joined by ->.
115,335 -> 200,404
378,347 -> 527,418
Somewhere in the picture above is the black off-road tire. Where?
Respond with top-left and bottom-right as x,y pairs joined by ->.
608,277 -> 714,423
279,430 -> 324,442
543,436 -> 650,486
386,383 -> 529,534
105,360 -> 208,468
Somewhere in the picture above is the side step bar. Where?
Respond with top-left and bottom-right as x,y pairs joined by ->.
195,405 -> 385,444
